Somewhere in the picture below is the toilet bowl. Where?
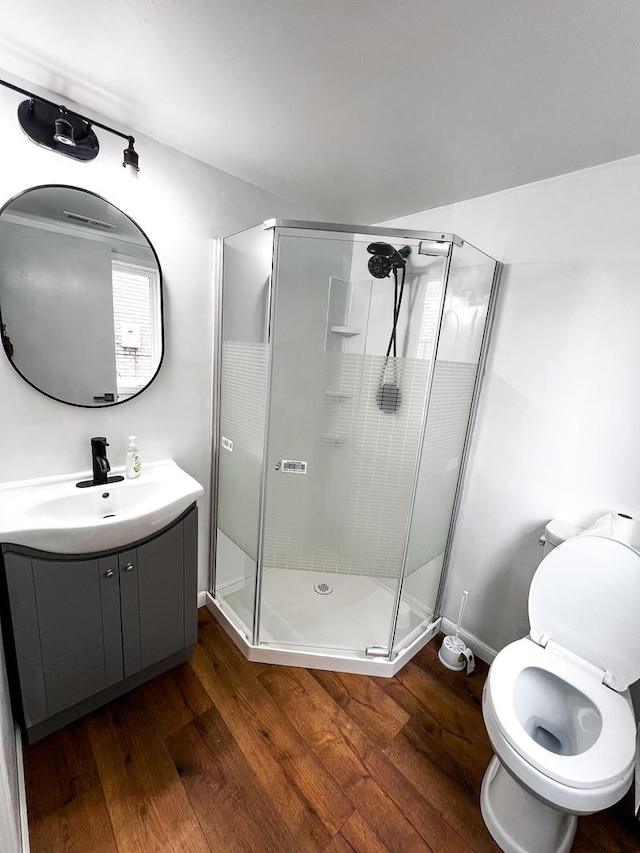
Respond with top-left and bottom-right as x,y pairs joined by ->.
481,532 -> 640,853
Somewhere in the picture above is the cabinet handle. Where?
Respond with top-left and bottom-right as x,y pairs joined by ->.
104,569 -> 114,578
125,563 -> 134,572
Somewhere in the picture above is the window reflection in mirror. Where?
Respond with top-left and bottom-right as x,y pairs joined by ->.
0,185 -> 163,407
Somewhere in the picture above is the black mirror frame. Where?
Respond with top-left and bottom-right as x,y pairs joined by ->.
0,184 -> 164,408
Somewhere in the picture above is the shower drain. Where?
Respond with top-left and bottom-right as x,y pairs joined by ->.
314,582 -> 333,595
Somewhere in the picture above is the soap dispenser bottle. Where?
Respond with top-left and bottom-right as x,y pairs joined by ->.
126,435 -> 141,479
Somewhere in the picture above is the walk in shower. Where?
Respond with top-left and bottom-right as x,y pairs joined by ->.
209,220 -> 500,675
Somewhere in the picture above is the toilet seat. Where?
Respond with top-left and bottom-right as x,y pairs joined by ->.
485,638 -> 636,790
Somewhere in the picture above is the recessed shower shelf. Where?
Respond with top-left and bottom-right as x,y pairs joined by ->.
325,391 -> 353,400
321,434 -> 347,445
330,326 -> 361,336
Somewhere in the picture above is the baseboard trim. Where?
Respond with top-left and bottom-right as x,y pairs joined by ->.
197,590 -> 208,608
440,617 -> 497,665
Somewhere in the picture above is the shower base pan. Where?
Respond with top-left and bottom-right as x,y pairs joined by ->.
206,568 -> 441,677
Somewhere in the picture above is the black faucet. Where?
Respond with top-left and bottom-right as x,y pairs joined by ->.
91,437 -> 111,486
76,437 -> 125,488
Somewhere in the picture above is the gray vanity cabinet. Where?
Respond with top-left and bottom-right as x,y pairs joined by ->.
1,504 -> 198,742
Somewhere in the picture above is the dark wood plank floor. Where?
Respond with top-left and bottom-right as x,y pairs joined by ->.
23,609 -> 640,852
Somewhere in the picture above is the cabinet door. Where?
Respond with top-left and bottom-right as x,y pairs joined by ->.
118,548 -> 141,678
4,554 -> 49,727
99,555 -> 125,686
5,552 -> 123,724
31,558 -> 114,717
136,521 -> 185,669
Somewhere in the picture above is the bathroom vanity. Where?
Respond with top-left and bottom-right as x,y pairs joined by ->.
1,503 -> 198,743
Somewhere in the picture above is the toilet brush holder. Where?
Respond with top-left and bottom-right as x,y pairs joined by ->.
438,590 -> 475,675
438,635 -> 475,673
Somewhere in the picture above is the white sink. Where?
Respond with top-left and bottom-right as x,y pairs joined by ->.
0,460 -> 204,554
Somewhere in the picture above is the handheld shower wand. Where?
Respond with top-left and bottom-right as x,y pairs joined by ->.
366,242 -> 412,414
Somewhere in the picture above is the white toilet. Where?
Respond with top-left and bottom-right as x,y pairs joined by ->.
480,522 -> 640,853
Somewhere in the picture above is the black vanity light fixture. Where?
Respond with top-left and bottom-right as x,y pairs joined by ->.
0,77 -> 140,175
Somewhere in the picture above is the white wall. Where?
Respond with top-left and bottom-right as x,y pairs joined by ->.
380,155 -> 640,657
0,80 -> 319,595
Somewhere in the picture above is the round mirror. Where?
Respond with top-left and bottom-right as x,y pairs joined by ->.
0,185 -> 163,407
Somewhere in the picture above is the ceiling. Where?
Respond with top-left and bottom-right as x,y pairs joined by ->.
1,0 -> 639,223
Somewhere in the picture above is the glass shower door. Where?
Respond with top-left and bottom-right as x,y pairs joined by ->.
257,228 -> 447,658
391,241 -> 498,657
214,224 -> 273,640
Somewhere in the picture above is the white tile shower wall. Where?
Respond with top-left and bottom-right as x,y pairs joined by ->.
262,351 -> 430,578
259,244 -> 484,581
380,154 -> 640,658
321,261 -> 446,580
0,76 -> 321,597
342,354 -> 430,578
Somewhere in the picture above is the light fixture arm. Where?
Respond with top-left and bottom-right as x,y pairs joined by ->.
0,77 -> 138,169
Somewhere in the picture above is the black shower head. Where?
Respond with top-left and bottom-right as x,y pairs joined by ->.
366,242 -> 411,278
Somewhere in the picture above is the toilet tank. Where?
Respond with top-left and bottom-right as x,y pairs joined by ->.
541,520 -> 584,557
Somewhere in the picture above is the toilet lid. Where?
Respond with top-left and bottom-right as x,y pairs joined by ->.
529,535 -> 640,691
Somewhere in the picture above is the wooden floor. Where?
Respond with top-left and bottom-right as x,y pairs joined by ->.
23,608 -> 640,852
